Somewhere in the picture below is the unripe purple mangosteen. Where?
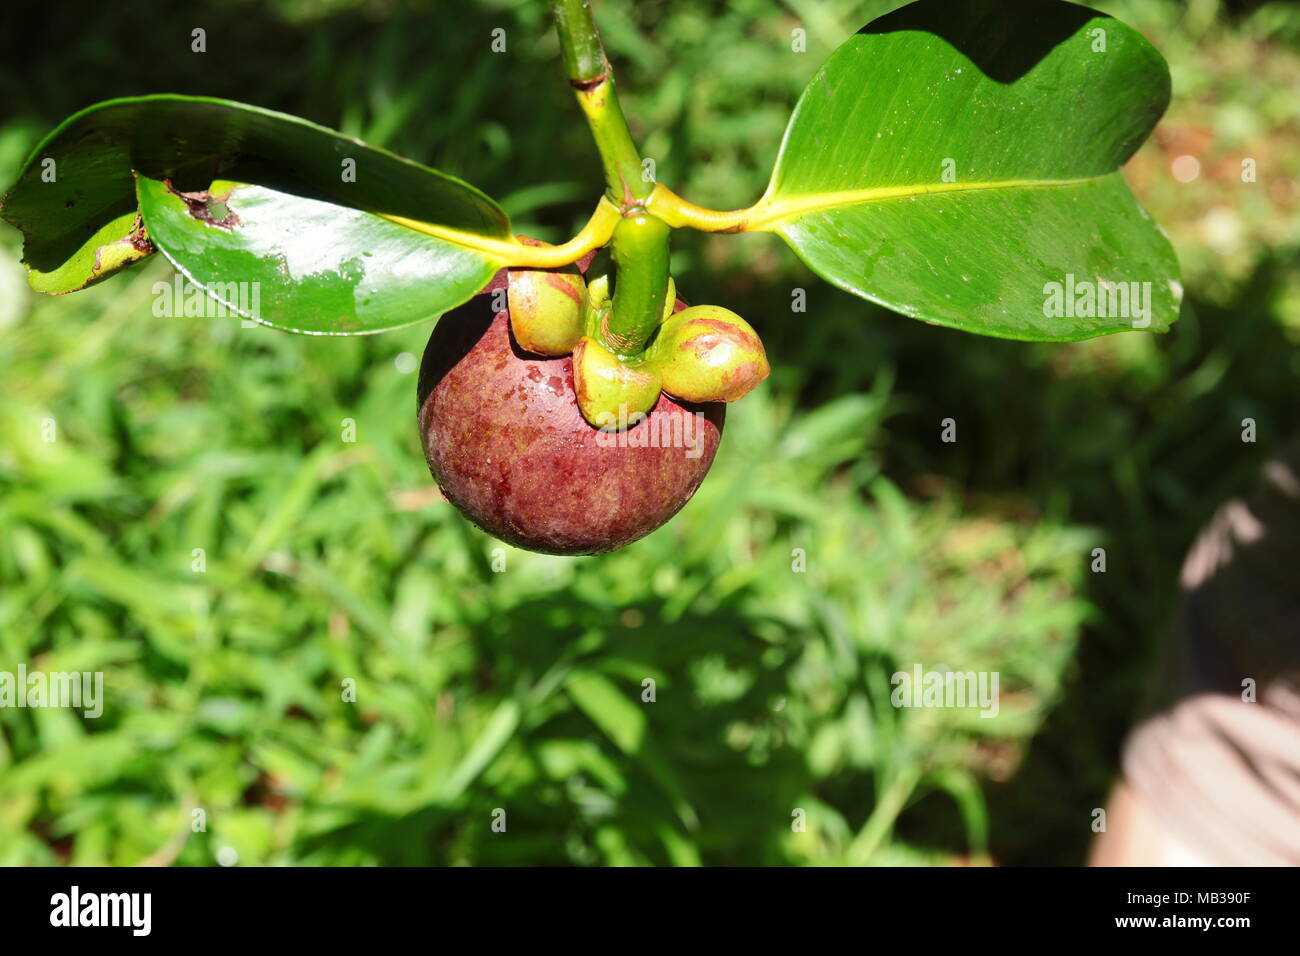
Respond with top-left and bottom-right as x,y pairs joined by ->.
417,269 -> 724,555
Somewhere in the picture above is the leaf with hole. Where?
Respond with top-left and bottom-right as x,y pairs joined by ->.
746,0 -> 1181,341
1,95 -> 516,328
135,174 -> 504,334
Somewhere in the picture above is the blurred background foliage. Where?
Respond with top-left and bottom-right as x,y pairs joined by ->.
0,0 -> 1297,865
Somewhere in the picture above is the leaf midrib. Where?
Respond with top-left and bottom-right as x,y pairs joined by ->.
752,175 -> 1098,233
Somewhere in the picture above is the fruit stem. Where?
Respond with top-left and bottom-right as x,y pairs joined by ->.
551,0 -> 652,208
603,212 -> 670,356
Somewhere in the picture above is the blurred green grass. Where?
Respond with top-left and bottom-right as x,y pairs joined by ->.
0,0 -> 1297,865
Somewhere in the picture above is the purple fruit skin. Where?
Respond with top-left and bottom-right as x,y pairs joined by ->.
417,275 -> 724,556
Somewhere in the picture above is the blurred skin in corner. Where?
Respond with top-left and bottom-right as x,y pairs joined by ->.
1090,783 -> 1215,866
1091,436 -> 1300,867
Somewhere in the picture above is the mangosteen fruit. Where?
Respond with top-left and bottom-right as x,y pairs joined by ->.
417,271 -> 724,556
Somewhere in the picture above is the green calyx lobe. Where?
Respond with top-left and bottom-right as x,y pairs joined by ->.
507,266 -> 588,355
573,336 -> 662,431
569,300 -> 769,428
506,246 -> 769,429
562,211 -> 683,430
646,305 -> 770,403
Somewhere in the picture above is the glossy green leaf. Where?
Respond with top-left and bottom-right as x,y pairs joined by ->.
1,95 -> 513,327
23,211 -> 154,295
755,0 -> 1181,341
135,175 -> 502,334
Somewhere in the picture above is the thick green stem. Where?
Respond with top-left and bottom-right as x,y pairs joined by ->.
552,1 -> 667,359
603,213 -> 670,356
553,0 -> 606,82
551,0 -> 652,206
